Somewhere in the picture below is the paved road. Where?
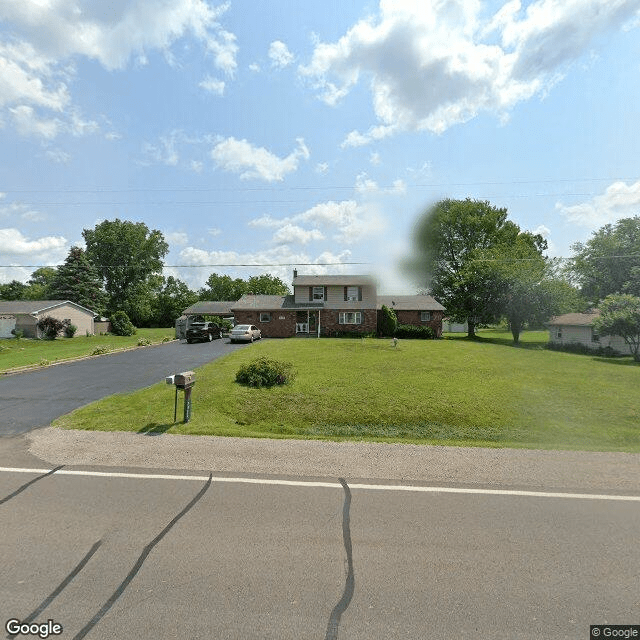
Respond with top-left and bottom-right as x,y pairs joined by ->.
1,466 -> 638,640
0,339 -> 248,435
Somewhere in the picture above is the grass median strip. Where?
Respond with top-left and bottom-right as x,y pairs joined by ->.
53,331 -> 640,452
0,328 -> 174,372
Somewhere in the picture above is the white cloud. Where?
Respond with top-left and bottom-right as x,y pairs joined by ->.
208,227 -> 222,236
248,62 -> 261,73
142,130 -> 182,166
10,105 -> 59,138
45,148 -> 71,164
369,152 -> 381,166
272,224 -> 324,245
0,227 -> 67,257
556,180 -> 640,227
355,173 -> 406,195
301,0 -> 640,141
166,231 -> 189,246
268,40 -> 295,68
210,136 -> 310,182
316,162 -> 329,175
190,160 -> 203,173
199,76 -> 225,95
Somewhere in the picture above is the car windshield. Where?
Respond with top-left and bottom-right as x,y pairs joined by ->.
234,325 -> 250,330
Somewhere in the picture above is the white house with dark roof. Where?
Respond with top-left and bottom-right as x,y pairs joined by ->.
0,300 -> 98,338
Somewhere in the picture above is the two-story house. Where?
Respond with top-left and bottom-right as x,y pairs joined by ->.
230,270 -> 377,337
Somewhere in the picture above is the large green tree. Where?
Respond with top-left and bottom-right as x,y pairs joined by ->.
409,198 -> 543,337
24,267 -> 57,300
199,272 -> 290,300
153,276 -> 198,327
49,247 -> 108,313
570,216 -> 640,301
594,294 -> 640,362
82,219 -> 169,316
0,280 -> 27,300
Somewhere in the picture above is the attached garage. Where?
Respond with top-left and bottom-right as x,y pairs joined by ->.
0,300 -> 98,338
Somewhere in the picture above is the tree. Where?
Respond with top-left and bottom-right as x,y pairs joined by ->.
37,316 -> 70,340
110,310 -> 136,336
48,247 -> 108,313
593,294 -> 640,362
409,198 -> 543,338
82,219 -> 169,314
0,280 -> 27,300
199,273 -> 248,301
153,276 -> 198,327
246,274 -> 290,296
570,216 -> 640,301
24,267 -> 57,300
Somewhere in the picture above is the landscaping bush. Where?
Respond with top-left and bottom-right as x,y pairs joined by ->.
91,346 -> 110,356
378,305 -> 398,336
395,324 -> 435,339
137,337 -> 152,346
545,342 -> 618,357
10,329 -> 24,340
235,357 -> 296,388
65,324 -> 78,338
210,315 -> 233,332
110,311 -> 136,336
37,316 -> 70,340
332,331 -> 377,338
162,336 -> 173,342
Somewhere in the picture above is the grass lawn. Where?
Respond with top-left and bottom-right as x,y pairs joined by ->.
54,330 -> 640,452
0,328 -> 174,372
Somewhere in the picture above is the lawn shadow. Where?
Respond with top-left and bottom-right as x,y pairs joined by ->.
591,356 -> 640,367
138,422 -> 174,435
444,334 -> 546,350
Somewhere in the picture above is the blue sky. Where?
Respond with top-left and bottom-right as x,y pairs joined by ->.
1,0 -> 639,294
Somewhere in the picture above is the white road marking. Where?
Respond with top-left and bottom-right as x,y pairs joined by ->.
1,466 -> 639,502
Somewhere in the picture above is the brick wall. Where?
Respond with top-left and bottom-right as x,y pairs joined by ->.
319,309 -> 377,336
233,310 -> 296,338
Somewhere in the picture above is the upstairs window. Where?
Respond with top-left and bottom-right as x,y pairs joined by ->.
345,286 -> 361,301
313,286 -> 325,301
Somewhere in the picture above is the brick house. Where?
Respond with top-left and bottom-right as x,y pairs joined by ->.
377,295 -> 445,337
231,272 -> 377,337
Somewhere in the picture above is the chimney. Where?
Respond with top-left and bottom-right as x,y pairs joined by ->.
293,269 -> 298,279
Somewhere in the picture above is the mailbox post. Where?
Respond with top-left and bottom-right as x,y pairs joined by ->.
166,371 -> 196,423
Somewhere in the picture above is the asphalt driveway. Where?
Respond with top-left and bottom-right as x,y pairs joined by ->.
0,339 -> 248,435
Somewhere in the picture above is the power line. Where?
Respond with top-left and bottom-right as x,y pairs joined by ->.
0,261 -> 374,268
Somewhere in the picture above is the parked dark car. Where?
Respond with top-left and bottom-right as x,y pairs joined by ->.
186,321 -> 222,343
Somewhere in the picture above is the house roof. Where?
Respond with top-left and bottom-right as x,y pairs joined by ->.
231,294 -> 324,310
547,311 -> 600,326
293,275 -> 376,287
182,301 -> 235,316
377,295 -> 445,311
0,300 -> 98,316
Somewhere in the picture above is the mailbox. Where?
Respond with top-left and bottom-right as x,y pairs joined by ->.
174,371 -> 195,388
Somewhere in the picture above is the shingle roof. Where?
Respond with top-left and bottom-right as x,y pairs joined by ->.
547,311 -> 600,326
0,300 -> 97,316
377,295 -> 445,311
293,275 -> 376,286
231,294 -> 324,310
182,301 -> 235,316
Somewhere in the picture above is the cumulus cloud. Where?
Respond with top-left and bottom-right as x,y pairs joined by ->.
268,40 -> 294,68
301,0 -> 640,141
0,228 -> 67,264
210,136 -> 310,182
166,231 -> 189,246
199,76 -> 225,95
556,180 -> 640,227
0,1 -> 238,137
272,224 -> 324,245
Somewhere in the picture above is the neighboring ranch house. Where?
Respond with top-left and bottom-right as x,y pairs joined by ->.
377,295 -> 445,337
0,300 -> 97,338
547,310 -> 633,355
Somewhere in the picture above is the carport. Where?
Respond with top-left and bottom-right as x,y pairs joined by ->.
176,301 -> 235,339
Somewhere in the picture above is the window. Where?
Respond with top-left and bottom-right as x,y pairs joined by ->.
313,286 -> 325,301
592,332 -> 600,342
556,330 -> 562,339
259,312 -> 271,322
346,286 -> 359,301
339,312 -> 362,324
420,311 -> 431,322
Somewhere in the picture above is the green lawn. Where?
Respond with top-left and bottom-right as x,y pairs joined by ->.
0,328 -> 174,372
54,331 -> 640,452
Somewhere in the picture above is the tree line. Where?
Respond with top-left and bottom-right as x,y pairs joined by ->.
409,198 -> 640,345
0,219 -> 289,328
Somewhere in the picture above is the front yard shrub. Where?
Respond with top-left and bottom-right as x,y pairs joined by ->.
110,311 -> 136,336
37,316 -> 70,340
162,336 -> 173,342
91,346 -> 110,356
65,324 -> 78,338
10,329 -> 24,340
236,356 -> 296,388
545,342 -> 618,357
137,337 -> 152,346
395,324 -> 435,339
210,315 -> 233,331
378,305 -> 398,336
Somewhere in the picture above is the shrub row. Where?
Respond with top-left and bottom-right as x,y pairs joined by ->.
394,324 -> 435,339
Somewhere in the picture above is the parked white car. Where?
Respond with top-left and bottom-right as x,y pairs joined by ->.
229,324 -> 262,343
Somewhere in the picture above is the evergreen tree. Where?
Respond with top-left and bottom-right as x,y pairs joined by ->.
49,246 -> 108,313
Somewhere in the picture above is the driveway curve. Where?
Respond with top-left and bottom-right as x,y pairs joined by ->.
0,339 -> 249,435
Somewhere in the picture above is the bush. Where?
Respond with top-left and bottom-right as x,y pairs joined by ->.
37,316 -> 70,340
10,329 -> 24,340
137,337 -> 152,346
162,336 -> 173,342
210,315 -> 233,332
236,357 -> 296,388
65,324 -> 78,338
545,342 -> 618,357
332,331 -> 377,338
394,324 -> 435,339
110,311 -> 136,336
378,305 -> 398,336
91,346 -> 110,356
